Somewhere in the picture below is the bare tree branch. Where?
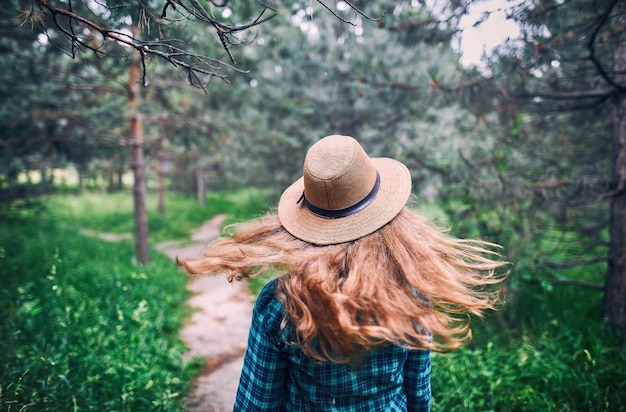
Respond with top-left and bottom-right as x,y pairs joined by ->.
566,188 -> 622,206
588,0 -> 626,92
169,0 -> 276,64
523,277 -> 605,291
33,0 -> 276,87
343,0 -> 383,21
512,88 -> 616,100
545,257 -> 607,269
28,0 -> 380,88
315,0 -> 356,26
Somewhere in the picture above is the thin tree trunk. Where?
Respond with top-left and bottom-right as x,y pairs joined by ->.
157,140 -> 165,216
39,163 -> 46,187
108,170 -> 115,192
602,4 -> 626,328
77,165 -> 85,194
196,168 -> 206,207
117,165 -> 124,191
129,24 -> 150,264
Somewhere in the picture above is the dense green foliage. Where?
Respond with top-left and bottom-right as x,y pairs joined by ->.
473,0 -> 617,307
5,0 -> 619,312
432,285 -> 626,411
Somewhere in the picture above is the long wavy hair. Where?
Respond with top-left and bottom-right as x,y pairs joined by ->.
179,207 -> 507,363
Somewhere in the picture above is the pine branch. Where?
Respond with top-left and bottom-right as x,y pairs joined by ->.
522,277 -> 604,291
33,0 -> 273,87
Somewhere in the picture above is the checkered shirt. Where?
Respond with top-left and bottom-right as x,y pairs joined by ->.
234,279 -> 431,411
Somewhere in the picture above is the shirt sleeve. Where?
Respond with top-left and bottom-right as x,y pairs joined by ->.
404,348 -> 432,412
234,281 -> 288,411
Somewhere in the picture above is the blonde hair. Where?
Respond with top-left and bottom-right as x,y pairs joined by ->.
179,208 -> 507,362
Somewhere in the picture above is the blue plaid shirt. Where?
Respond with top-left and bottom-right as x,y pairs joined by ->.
234,279 -> 431,411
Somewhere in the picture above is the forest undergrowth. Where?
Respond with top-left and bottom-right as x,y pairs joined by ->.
1,191 -> 624,411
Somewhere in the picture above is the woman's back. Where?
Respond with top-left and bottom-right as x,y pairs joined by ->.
234,279 -> 431,412
180,135 -> 507,412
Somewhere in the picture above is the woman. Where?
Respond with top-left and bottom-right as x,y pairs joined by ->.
180,135 -> 506,411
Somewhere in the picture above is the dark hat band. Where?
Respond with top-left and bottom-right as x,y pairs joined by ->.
299,172 -> 381,219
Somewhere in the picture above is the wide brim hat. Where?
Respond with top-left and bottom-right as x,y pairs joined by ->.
278,135 -> 412,245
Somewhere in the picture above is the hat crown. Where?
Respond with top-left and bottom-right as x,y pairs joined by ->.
303,135 -> 378,211
278,134 -> 411,245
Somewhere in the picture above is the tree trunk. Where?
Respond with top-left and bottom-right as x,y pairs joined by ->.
129,24 -> 150,265
196,168 -> 206,207
107,170 -> 115,192
39,163 -> 46,186
157,141 -> 165,216
77,165 -> 85,194
117,166 -> 124,191
602,5 -> 626,328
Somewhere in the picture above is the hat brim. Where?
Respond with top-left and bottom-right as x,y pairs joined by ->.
278,158 -> 412,245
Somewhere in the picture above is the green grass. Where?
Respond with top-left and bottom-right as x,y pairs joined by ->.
431,283 -> 626,411
49,188 -> 273,243
429,197 -> 625,409
2,191 -> 624,411
0,189 -> 271,411
1,203 -> 193,411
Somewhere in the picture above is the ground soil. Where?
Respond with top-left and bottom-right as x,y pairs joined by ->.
157,215 -> 254,412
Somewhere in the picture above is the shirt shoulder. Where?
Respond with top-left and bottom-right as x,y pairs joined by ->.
255,277 -> 282,317
252,278 -> 286,344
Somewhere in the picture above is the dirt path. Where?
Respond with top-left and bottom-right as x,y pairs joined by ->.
157,215 -> 254,412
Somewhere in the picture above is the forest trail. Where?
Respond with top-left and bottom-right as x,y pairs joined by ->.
157,215 -> 253,412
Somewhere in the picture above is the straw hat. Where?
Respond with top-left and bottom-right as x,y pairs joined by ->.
278,135 -> 412,245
